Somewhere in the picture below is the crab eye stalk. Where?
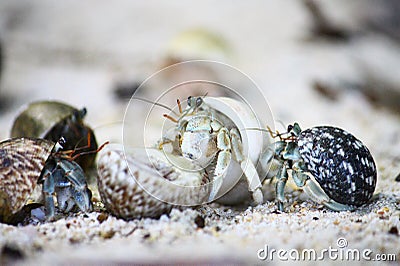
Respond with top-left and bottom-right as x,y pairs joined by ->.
292,123 -> 302,136
78,107 -> 87,119
195,97 -> 203,107
187,96 -> 193,106
52,137 -> 66,153
58,137 -> 66,146
186,96 -> 203,109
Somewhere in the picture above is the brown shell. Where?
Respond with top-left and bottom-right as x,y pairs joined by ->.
11,101 -> 77,138
0,138 -> 54,223
10,101 -> 98,171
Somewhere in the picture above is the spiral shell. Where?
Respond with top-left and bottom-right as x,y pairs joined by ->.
97,147 -> 210,220
203,97 -> 266,167
298,126 -> 377,207
11,100 -> 98,171
0,138 -> 54,223
202,97 -> 268,204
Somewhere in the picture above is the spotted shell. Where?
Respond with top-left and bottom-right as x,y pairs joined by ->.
297,126 -> 377,206
0,138 -> 54,223
97,147 -> 210,220
10,100 -> 98,171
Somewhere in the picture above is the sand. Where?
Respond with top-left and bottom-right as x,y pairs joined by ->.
0,1 -> 399,265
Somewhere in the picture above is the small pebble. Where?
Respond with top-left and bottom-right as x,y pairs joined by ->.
97,213 -> 109,224
69,236 -> 83,244
100,230 -> 116,239
194,215 -> 205,229
388,226 -> 399,236
1,244 -> 25,261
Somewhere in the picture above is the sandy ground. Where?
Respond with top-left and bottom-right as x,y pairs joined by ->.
0,1 -> 400,265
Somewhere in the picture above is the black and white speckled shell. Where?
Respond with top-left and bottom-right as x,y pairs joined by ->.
297,126 -> 376,206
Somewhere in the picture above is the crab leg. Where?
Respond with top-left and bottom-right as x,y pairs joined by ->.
275,162 -> 289,211
302,178 -> 355,211
208,128 -> 231,201
57,160 -> 92,212
230,128 -> 263,204
41,169 -> 56,220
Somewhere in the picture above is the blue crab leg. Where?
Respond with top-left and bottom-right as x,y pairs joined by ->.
275,162 -> 288,212
57,160 -> 91,212
42,169 -> 56,220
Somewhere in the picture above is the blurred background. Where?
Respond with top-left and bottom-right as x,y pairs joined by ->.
0,0 -> 400,160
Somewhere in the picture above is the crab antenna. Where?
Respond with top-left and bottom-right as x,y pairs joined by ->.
163,114 -> 178,123
242,126 -> 292,141
266,126 -> 278,138
73,130 -> 92,152
177,99 -> 182,114
241,127 -> 273,135
70,141 -> 110,161
131,96 -> 179,117
58,131 -> 94,158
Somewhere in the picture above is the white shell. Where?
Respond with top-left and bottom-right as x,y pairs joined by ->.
203,97 -> 269,204
203,97 -> 265,164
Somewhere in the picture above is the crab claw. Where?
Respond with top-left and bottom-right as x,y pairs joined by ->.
58,160 -> 92,213
208,176 -> 224,202
71,186 -> 92,212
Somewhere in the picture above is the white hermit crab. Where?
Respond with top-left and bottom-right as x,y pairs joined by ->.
97,96 -> 270,219
160,96 -> 268,204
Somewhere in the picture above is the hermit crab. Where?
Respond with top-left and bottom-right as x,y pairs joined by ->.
262,123 -> 377,211
0,137 -> 103,224
97,96 -> 269,219
159,96 -> 268,205
11,101 -> 98,172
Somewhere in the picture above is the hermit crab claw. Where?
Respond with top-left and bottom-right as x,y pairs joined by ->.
201,97 -> 269,205
302,177 -> 356,211
208,174 -> 224,202
60,160 -> 92,212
